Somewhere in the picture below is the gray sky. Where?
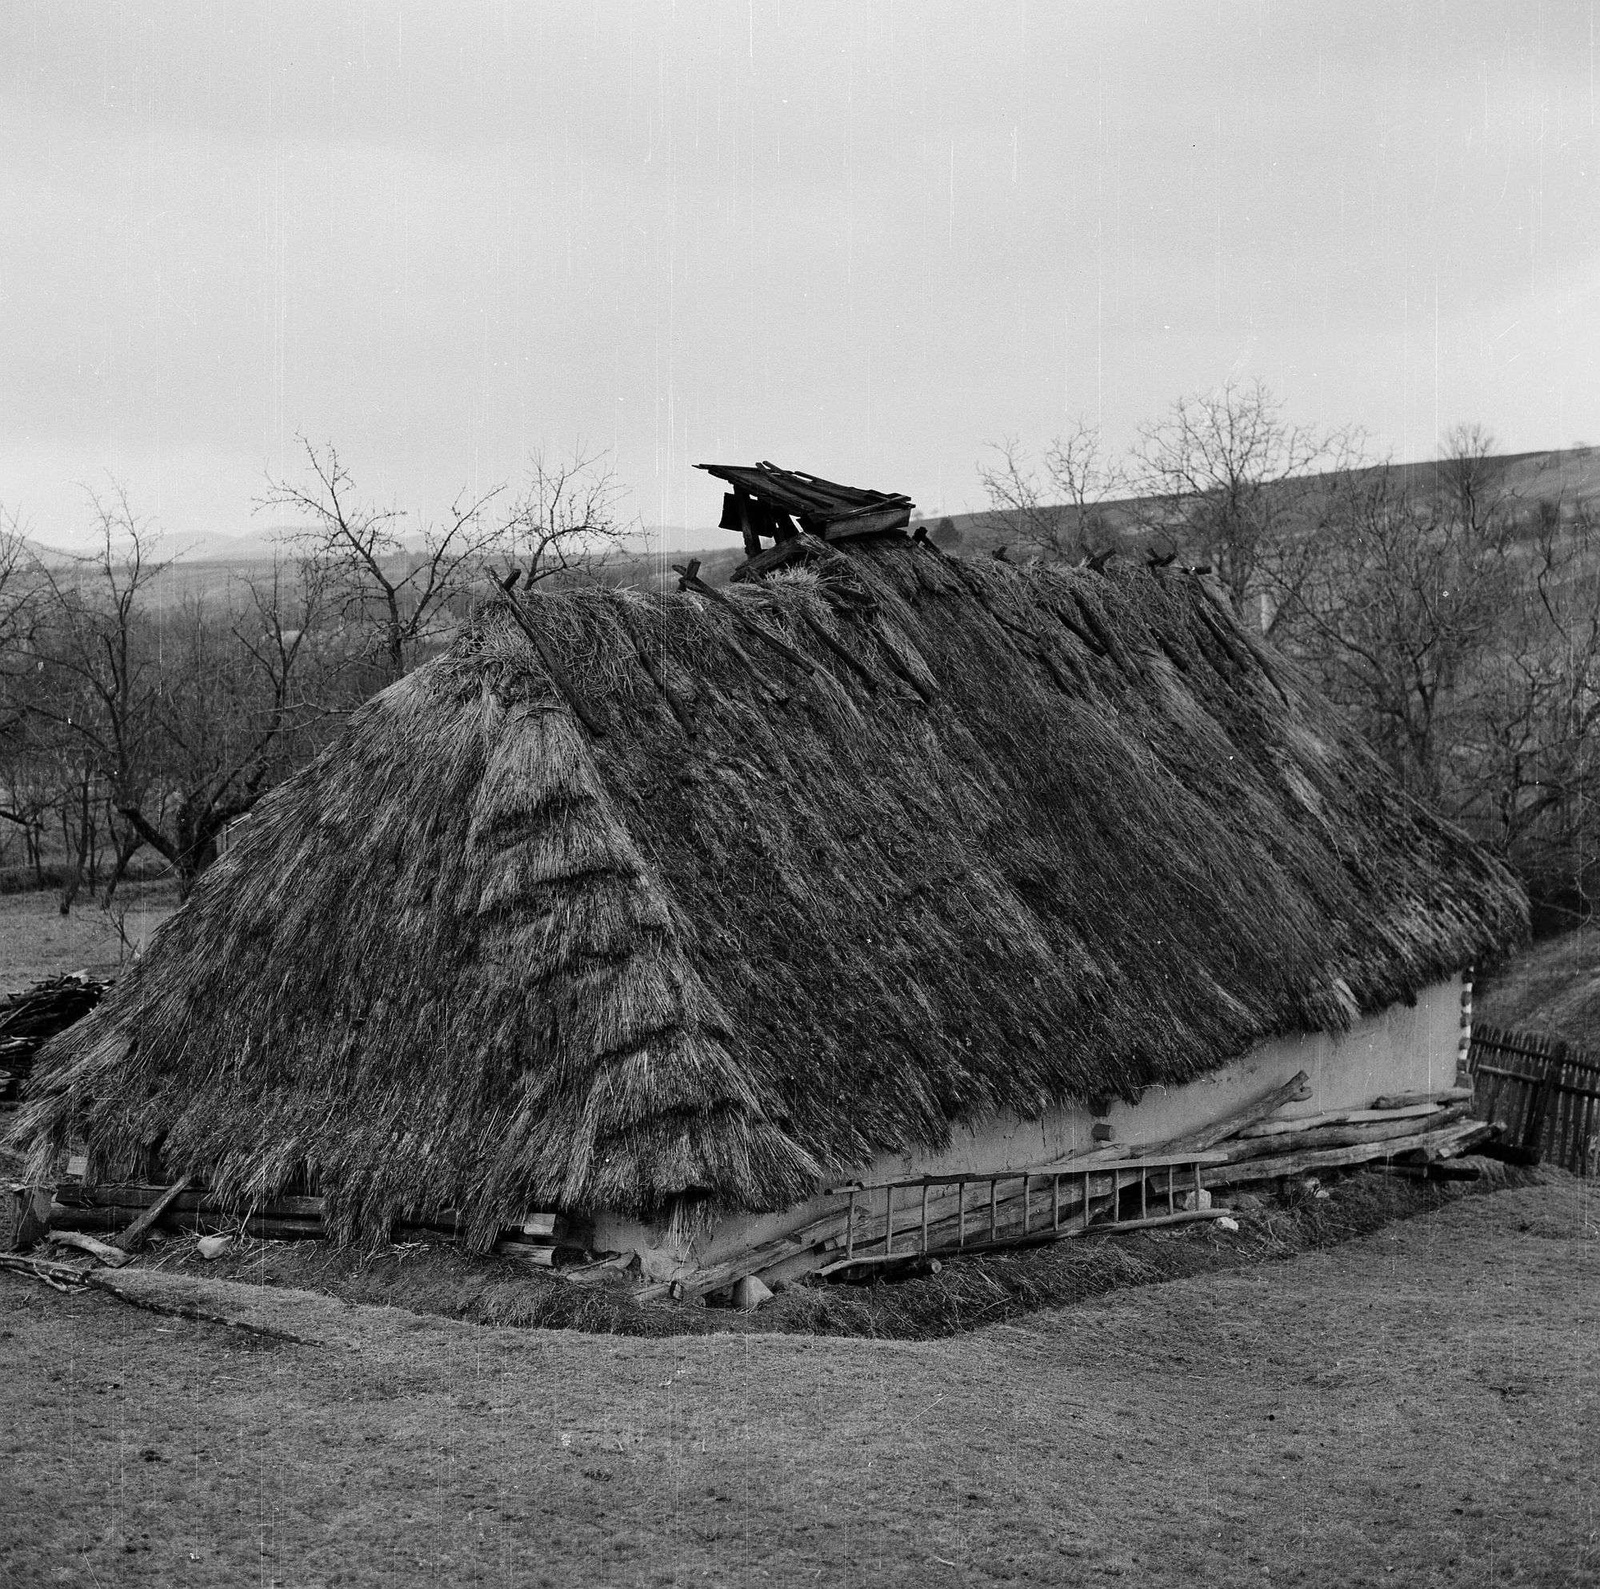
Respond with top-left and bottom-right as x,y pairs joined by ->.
3,1 -> 1597,551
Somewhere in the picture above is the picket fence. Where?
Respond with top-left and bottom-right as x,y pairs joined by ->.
1468,1022 -> 1600,1176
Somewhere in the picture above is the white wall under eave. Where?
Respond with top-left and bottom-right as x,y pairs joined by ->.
593,975 -> 1467,1280
868,974 -> 1466,1183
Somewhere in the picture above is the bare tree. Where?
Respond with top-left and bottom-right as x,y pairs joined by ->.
1132,381 -> 1356,619
500,444 -> 634,586
0,503 -> 33,672
1453,501 -> 1600,925
978,420 -> 1127,562
261,439 -> 506,682
112,560 -> 334,897
1435,421 -> 1514,541
1285,465 -> 1515,799
6,487 -> 171,911
2,487 -> 339,903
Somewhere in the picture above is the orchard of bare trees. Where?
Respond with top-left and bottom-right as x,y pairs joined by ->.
0,444 -> 633,912
983,389 -> 1600,930
2,408 -> 1595,934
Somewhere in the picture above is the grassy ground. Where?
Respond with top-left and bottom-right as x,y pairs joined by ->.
0,879 -> 179,990
3,1172 -> 1596,1588
1479,928 -> 1600,1050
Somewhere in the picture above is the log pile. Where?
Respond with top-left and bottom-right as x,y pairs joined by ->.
0,973 -> 108,1109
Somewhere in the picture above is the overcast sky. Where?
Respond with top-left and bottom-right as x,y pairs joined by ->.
2,1 -> 1596,551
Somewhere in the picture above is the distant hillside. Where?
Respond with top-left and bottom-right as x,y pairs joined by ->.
923,444 -> 1600,559
20,446 -> 1598,594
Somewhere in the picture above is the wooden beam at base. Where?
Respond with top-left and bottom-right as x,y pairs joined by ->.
115,1175 -> 193,1253
495,1237 -> 559,1266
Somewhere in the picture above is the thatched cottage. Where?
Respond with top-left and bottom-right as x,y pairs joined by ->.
13,472 -> 1525,1287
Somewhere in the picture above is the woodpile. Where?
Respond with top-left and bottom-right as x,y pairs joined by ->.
0,973 -> 108,1110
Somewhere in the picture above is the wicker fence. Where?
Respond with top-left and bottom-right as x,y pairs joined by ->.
1467,1023 -> 1600,1176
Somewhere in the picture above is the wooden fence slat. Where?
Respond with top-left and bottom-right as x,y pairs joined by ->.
1469,1024 -> 1600,1175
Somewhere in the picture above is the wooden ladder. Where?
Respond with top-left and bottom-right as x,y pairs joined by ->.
826,1151 -> 1231,1275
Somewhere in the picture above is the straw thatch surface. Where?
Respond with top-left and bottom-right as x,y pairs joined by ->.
12,541 -> 1526,1247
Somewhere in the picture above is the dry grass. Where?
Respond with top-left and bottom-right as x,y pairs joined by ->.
1479,926 -> 1600,1050
2,1172 -> 1595,1587
0,881 -> 179,991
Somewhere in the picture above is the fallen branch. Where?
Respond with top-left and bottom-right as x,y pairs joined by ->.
46,1229 -> 131,1267
0,1251 -> 92,1284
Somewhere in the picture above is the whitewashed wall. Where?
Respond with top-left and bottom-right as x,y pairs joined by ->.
596,975 -> 1466,1280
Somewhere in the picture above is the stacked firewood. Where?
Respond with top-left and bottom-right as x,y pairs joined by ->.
0,973 -> 108,1109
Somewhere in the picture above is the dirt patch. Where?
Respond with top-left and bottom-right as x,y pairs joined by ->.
2,1173 -> 1596,1587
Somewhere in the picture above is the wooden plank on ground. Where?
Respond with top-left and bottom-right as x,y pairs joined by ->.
0,1251 -> 93,1283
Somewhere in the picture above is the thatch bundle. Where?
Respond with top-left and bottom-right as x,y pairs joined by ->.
10,540 -> 1526,1247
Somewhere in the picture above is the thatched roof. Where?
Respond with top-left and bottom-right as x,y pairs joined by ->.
13,537 -> 1526,1247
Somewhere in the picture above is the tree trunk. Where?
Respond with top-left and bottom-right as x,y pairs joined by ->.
100,824 -> 145,908
58,777 -> 93,917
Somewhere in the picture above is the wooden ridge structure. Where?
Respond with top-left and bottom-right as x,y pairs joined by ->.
1468,1023 -> 1600,1175
696,460 -> 915,567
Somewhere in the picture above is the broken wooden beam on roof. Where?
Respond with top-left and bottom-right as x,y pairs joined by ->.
671,562 -> 818,676
698,461 -> 914,561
